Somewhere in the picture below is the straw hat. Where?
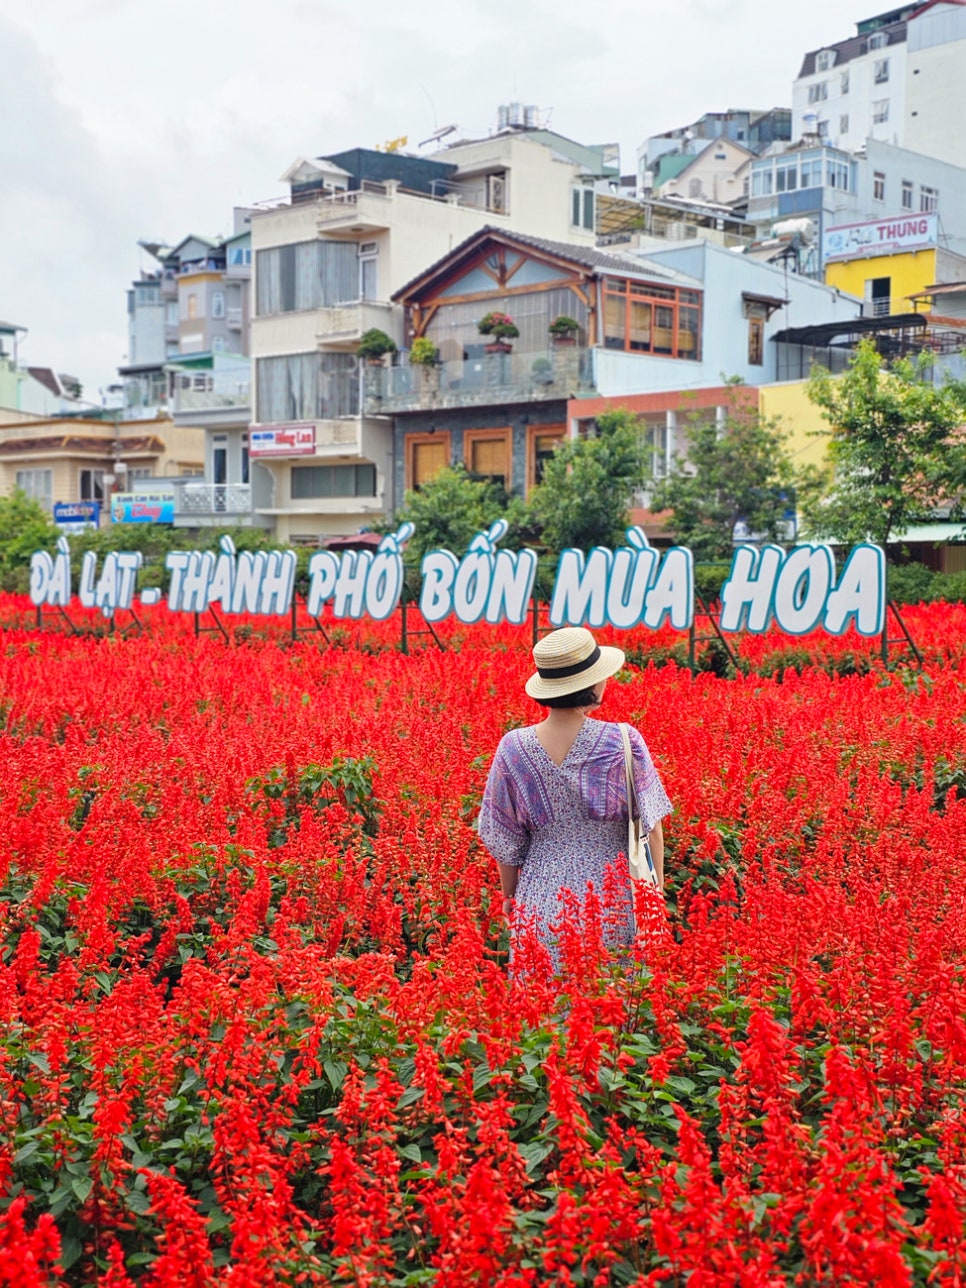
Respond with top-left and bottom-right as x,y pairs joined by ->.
525,627 -> 625,700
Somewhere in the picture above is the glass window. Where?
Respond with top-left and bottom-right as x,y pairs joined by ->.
748,316 -> 764,366
808,81 -> 828,103
873,99 -> 890,123
360,256 -> 378,301
255,241 -> 358,315
841,70 -> 850,94
571,187 -> 594,230
466,431 -> 511,489
80,469 -> 106,503
839,114 -> 849,136
873,171 -> 886,201
628,300 -> 652,351
411,438 -> 449,489
16,468 -> 52,511
211,291 -> 225,318
920,185 -> 939,212
529,428 -> 565,489
800,159 -> 823,189
827,159 -> 850,190
602,278 -> 701,360
256,352 -> 359,422
291,463 -> 376,499
874,58 -> 889,83
901,180 -> 913,210
751,167 -> 774,197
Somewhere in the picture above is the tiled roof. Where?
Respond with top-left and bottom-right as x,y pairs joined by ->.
798,22 -> 907,77
392,225 -> 686,302
0,434 -> 165,457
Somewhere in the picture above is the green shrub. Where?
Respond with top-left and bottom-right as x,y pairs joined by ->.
886,562 -> 939,605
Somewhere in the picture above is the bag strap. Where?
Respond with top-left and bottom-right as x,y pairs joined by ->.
620,722 -> 640,827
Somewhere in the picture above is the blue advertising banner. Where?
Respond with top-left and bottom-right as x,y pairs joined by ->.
111,493 -> 175,524
53,502 -> 100,532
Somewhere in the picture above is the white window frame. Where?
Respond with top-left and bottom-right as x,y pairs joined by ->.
920,185 -> 939,213
873,171 -> 886,202
16,468 -> 52,511
808,81 -> 829,104
874,58 -> 890,83
872,100 -> 890,123
901,180 -> 913,210
79,468 -> 106,503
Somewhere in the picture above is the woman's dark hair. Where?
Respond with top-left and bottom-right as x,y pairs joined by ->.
533,686 -> 599,710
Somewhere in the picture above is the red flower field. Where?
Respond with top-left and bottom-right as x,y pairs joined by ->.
2,595 -> 966,1285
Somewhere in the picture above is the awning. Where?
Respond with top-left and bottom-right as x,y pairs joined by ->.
886,523 -> 966,544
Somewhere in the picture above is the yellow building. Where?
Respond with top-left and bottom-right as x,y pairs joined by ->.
822,211 -> 966,316
758,380 -> 831,473
0,415 -> 204,523
825,248 -> 940,318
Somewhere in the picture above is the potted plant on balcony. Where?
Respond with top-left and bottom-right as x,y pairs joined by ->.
357,328 -> 397,365
408,337 -> 439,366
531,356 -> 554,386
478,311 -> 520,353
409,336 -> 440,397
549,315 -> 579,344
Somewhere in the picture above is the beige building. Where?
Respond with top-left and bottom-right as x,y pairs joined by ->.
248,133 -> 604,543
656,137 -> 754,207
0,414 -> 204,523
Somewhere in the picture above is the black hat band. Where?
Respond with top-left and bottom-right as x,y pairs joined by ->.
536,645 -> 600,680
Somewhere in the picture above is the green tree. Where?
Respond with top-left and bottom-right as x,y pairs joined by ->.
528,408 -> 645,555
650,396 -> 810,562
805,337 -> 966,550
0,490 -> 58,592
389,464 -> 528,564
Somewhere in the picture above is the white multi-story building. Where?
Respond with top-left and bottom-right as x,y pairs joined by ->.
793,2 -> 966,164
247,132 -> 611,543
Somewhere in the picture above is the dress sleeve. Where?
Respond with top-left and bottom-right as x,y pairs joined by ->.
628,725 -> 673,832
478,735 -> 531,867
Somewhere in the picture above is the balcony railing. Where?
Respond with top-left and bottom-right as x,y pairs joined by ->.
172,481 -> 253,518
316,299 -> 394,343
172,383 -> 251,413
364,346 -> 594,413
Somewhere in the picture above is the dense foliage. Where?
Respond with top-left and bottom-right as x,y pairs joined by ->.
1,598 -> 966,1283
650,396 -> 817,562
806,338 -> 966,549
529,408 -> 646,555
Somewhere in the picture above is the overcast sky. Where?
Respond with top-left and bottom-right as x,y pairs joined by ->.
2,0 -> 881,404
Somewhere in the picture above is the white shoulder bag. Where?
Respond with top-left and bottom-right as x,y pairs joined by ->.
620,723 -> 660,896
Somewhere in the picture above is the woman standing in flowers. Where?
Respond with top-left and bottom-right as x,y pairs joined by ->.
479,627 -> 671,961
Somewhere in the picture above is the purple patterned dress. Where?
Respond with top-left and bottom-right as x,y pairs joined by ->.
478,719 -> 672,954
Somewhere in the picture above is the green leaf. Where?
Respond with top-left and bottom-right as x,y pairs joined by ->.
324,1059 -> 348,1090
